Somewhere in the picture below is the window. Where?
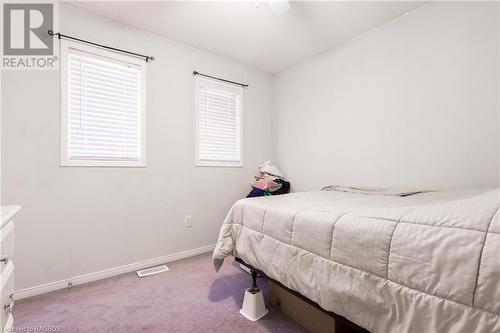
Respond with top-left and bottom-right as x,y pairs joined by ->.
196,76 -> 242,167
60,40 -> 146,167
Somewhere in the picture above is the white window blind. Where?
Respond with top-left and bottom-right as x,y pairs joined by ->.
61,41 -> 146,167
196,77 -> 242,166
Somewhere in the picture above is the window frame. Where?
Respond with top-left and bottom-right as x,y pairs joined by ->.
195,76 -> 243,168
60,39 -> 147,167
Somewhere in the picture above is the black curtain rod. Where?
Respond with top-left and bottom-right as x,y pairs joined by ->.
193,71 -> 248,88
48,30 -> 154,62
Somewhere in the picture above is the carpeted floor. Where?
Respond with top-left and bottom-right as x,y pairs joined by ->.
14,253 -> 307,333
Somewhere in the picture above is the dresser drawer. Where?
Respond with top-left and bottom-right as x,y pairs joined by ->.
0,221 -> 14,272
0,261 -> 14,330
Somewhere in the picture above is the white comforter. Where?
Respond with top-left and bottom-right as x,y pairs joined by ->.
213,188 -> 500,333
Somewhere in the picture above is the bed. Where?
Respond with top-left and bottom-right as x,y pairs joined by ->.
213,187 -> 500,333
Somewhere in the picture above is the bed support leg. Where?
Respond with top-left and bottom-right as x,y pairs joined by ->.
240,269 -> 269,321
249,270 -> 259,294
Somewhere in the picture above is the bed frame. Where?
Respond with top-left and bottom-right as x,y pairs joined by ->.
236,257 -> 370,333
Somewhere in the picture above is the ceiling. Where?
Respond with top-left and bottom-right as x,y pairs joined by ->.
73,1 -> 424,73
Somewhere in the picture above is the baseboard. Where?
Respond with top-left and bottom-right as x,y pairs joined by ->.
15,244 -> 216,300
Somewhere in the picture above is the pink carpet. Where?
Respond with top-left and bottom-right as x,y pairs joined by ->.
14,254 -> 307,333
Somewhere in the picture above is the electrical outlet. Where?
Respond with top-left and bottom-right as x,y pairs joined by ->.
184,216 -> 192,228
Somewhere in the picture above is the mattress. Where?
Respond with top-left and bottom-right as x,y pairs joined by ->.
213,188 -> 500,333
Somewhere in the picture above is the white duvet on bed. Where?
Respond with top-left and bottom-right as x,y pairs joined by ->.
213,188 -> 500,333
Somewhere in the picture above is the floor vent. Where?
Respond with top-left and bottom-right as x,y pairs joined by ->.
136,265 -> 169,277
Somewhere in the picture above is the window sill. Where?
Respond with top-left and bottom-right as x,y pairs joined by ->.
196,161 -> 243,168
60,159 -> 146,168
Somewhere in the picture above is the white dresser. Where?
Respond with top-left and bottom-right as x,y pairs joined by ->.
1,206 -> 20,332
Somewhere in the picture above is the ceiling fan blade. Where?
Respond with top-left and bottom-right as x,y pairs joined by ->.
267,0 -> 290,15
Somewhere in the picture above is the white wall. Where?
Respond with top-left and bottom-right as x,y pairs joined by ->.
274,1 -> 500,191
1,4 -> 273,290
